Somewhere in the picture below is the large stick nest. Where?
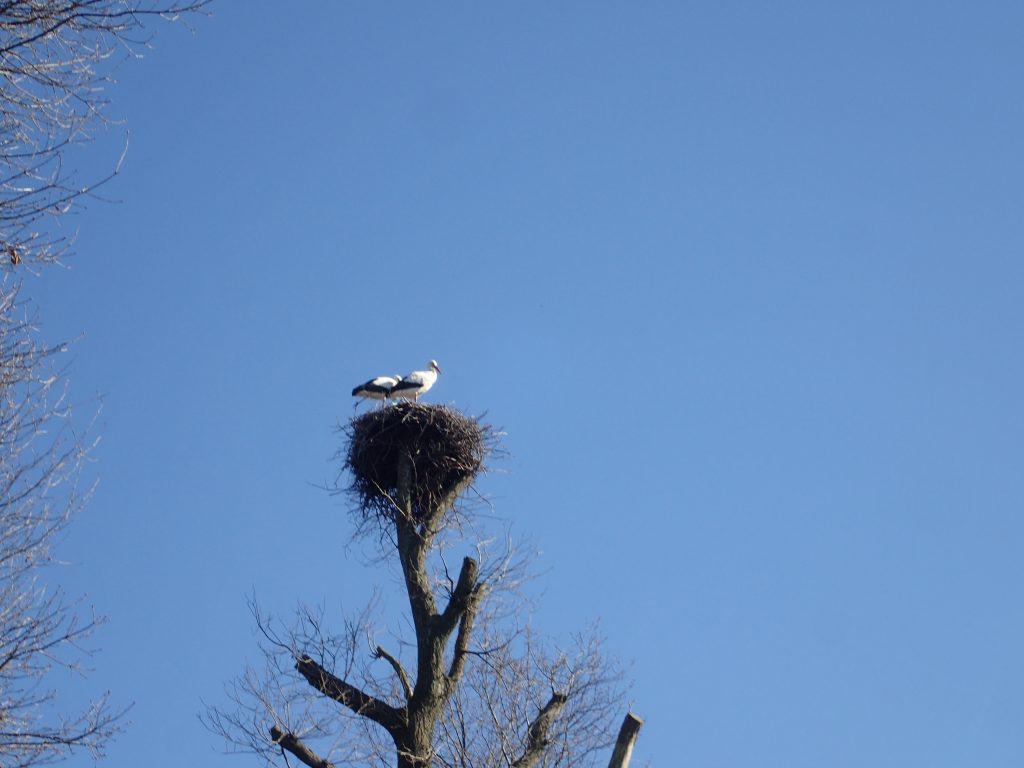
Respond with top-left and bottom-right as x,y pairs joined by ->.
345,402 -> 494,525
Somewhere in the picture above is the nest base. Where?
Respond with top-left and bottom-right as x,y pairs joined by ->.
345,402 -> 489,524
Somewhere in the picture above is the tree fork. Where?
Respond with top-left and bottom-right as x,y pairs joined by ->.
391,450 -> 484,768
207,405 -> 630,766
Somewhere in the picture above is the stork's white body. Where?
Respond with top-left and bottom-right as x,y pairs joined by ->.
352,374 -> 402,402
389,360 -> 442,401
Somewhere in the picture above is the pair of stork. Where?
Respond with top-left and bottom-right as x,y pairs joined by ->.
352,359 -> 441,404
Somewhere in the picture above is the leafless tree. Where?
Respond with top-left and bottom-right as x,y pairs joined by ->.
206,404 -> 631,768
0,281 -> 119,765
1,2 -> 208,763
0,0 -> 210,269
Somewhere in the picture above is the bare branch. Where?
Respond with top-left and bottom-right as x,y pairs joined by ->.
294,655 -> 402,736
0,282 -> 123,764
0,0 -> 211,270
374,645 -> 413,703
436,556 -> 479,639
511,691 -> 568,768
446,586 -> 482,686
269,725 -> 337,768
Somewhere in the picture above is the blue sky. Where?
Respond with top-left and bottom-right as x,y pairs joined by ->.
26,2 -> 1024,766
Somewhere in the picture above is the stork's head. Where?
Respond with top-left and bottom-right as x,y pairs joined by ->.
429,359 -> 442,374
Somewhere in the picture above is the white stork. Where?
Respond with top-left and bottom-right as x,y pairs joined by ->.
352,374 -> 403,404
389,360 -> 441,401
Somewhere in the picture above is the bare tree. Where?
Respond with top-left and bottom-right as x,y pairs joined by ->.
0,2 -> 208,763
0,0 -> 210,269
0,282 -> 119,765
206,403 -> 633,768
